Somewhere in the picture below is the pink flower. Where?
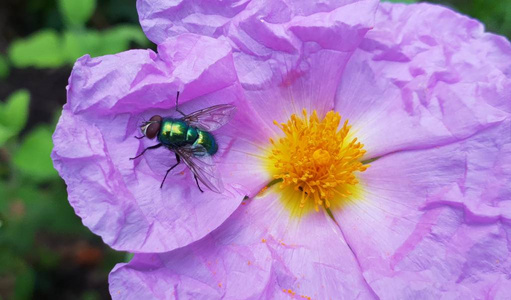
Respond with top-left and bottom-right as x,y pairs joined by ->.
51,34 -> 269,252
53,0 -> 511,298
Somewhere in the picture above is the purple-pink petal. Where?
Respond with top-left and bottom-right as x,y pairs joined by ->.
138,0 -> 379,129
102,0 -> 511,298
137,0 -> 379,45
52,34 -> 267,253
332,120 -> 511,298
110,191 -> 377,299
336,2 -> 511,158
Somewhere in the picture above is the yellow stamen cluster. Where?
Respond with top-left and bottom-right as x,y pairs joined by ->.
268,109 -> 368,211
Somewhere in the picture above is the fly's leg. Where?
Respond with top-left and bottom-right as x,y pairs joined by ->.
160,153 -> 181,188
175,91 -> 186,117
194,175 -> 204,193
130,143 -> 162,160
134,135 -> 144,139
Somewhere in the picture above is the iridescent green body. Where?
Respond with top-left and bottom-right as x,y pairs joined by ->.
158,118 -> 218,155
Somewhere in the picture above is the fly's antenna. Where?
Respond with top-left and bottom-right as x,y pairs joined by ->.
134,116 -> 148,139
175,91 -> 186,116
136,115 -> 148,125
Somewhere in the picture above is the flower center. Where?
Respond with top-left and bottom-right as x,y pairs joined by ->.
268,109 -> 368,211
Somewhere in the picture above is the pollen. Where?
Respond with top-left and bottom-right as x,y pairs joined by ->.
268,109 -> 368,212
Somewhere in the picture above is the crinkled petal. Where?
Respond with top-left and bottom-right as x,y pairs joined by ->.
331,120 -> 511,298
138,0 -> 379,128
336,3 -> 511,158
137,0 -> 378,45
52,34 -> 269,253
110,190 -> 377,299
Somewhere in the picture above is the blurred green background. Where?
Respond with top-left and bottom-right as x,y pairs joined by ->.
0,0 -> 509,299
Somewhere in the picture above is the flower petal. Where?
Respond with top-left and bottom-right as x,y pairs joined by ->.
52,34 -> 268,252
138,0 -> 380,128
110,190 -> 378,299
336,3 -> 511,158
331,120 -> 511,298
137,0 -> 378,45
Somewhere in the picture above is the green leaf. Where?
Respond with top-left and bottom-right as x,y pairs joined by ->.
37,246 -> 61,269
13,265 -> 35,300
58,0 -> 97,28
383,0 -> 417,3
8,30 -> 66,68
0,252 -> 34,300
0,90 -> 30,132
13,126 -> 58,180
124,252 -> 134,262
0,124 -> 14,146
0,54 -> 9,79
0,90 -> 30,146
99,25 -> 149,54
81,291 -> 101,300
62,26 -> 149,63
62,30 -> 102,62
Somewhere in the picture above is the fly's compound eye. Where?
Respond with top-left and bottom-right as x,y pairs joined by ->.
141,115 -> 162,139
150,115 -> 163,123
145,122 -> 161,139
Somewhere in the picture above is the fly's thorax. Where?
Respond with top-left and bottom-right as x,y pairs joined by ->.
186,127 -> 199,143
158,119 -> 192,146
195,130 -> 218,155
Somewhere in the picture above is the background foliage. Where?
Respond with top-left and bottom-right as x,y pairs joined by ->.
0,0 -> 509,299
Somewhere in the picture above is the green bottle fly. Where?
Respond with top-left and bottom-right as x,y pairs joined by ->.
158,118 -> 218,155
131,92 -> 235,192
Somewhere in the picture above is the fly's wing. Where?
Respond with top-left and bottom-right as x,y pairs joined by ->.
183,104 -> 236,132
175,145 -> 225,193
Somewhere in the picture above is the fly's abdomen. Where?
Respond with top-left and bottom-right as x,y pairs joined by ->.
158,119 -> 194,146
195,130 -> 218,155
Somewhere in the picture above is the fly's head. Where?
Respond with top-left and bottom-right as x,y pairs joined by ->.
140,115 -> 163,139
